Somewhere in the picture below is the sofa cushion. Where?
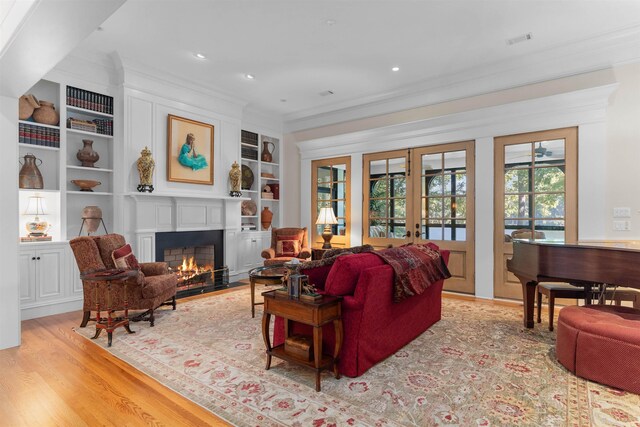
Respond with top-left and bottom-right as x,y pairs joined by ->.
324,252 -> 385,296
93,234 -> 126,269
141,274 -> 177,300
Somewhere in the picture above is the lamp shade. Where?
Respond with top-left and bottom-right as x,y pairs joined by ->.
23,195 -> 47,216
316,207 -> 338,225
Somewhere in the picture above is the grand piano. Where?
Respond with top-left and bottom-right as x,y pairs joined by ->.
507,240 -> 640,328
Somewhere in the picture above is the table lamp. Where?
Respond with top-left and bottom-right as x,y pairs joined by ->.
23,195 -> 49,237
316,207 -> 338,249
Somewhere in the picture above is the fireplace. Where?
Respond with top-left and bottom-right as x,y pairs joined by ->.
155,230 -> 228,297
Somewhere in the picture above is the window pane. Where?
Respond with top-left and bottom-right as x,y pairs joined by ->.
335,200 -> 346,217
389,222 -> 406,239
392,177 -> 406,197
428,175 -> 443,196
428,221 -> 444,240
369,220 -> 386,238
369,199 -> 387,219
505,195 -> 530,218
534,167 -> 565,192
443,197 -> 452,218
370,159 -> 387,177
534,194 -> 564,218
445,219 -> 466,241
453,197 -> 466,219
388,157 -> 405,175
533,139 -> 565,165
535,220 -> 565,242
317,166 -> 331,183
333,164 -> 347,181
505,169 -> 530,193
454,173 -> 467,195
422,153 -> 441,174
370,179 -> 387,198
428,198 -> 443,219
444,150 -> 465,172
505,143 -> 532,167
335,181 -> 346,198
442,174 -> 453,195
390,198 -> 406,219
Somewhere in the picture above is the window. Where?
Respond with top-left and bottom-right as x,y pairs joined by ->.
311,157 -> 350,248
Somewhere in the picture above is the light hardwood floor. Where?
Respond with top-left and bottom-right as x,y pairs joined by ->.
0,287 -> 528,426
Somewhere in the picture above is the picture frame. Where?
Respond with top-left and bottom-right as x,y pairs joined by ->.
167,114 -> 214,185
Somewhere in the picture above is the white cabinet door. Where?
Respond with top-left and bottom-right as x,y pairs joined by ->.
36,248 -> 64,301
18,251 -> 36,304
225,229 -> 240,275
67,246 -> 83,296
238,233 -> 255,270
251,235 -> 264,268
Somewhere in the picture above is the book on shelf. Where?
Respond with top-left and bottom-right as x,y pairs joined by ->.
67,86 -> 113,115
20,235 -> 52,242
18,122 -> 60,148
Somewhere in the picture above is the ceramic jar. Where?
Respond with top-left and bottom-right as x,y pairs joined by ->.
19,153 -> 44,189
77,139 -> 99,167
228,161 -> 242,196
136,146 -> 155,192
261,140 -> 275,163
32,100 -> 59,126
82,206 -> 103,234
261,207 -> 273,230
19,94 -> 40,120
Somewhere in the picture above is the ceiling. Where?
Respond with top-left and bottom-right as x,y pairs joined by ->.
73,0 -> 640,121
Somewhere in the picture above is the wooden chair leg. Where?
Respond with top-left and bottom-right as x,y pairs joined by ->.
80,311 -> 91,327
172,296 -> 176,310
548,293 -> 555,332
537,290 -> 542,323
149,309 -> 155,327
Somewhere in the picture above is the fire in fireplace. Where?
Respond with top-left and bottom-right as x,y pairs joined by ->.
164,246 -> 214,291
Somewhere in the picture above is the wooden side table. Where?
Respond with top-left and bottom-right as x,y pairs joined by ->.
261,290 -> 343,392
80,269 -> 138,347
248,265 -> 286,318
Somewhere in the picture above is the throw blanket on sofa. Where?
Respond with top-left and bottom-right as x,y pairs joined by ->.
373,244 -> 451,302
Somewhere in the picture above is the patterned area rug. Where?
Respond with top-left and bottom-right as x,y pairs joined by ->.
75,287 -> 640,426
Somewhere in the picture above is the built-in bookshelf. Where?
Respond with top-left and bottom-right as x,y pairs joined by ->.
240,130 -> 280,231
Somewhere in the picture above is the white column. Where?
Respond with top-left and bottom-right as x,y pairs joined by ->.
0,96 -> 21,349
350,153 -> 363,246
474,137 -> 494,299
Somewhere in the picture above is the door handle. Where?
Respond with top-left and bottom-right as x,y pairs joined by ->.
405,231 -> 412,238
36,257 -> 40,260
415,223 -> 420,229
415,231 -> 421,238
31,257 -> 36,260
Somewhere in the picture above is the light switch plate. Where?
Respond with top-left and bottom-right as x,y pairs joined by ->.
613,207 -> 631,218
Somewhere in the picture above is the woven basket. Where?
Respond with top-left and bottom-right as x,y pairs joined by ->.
67,118 -> 97,133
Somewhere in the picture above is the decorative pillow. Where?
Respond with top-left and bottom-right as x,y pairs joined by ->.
276,239 -> 301,257
111,244 -> 140,270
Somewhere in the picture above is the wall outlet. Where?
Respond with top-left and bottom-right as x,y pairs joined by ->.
613,220 -> 631,231
613,207 -> 631,218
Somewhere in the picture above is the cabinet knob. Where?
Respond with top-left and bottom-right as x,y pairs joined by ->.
251,239 -> 257,243
36,257 -> 41,260
31,257 -> 36,260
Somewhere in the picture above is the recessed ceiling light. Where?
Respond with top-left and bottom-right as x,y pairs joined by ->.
324,19 -> 336,26
194,53 -> 206,60
97,26 -> 104,31
392,66 -> 400,72
506,32 -> 533,45
245,74 -> 255,80
280,99 -> 287,103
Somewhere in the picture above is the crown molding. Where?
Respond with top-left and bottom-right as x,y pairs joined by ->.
285,24 -> 640,133
296,84 -> 617,160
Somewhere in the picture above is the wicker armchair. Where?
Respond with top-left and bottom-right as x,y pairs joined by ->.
69,234 -> 177,327
261,227 -> 311,266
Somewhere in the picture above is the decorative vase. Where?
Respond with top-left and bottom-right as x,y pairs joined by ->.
77,139 -> 99,167
261,207 -> 273,230
18,94 -> 40,120
261,140 -> 275,163
228,161 -> 242,196
32,100 -> 59,125
18,153 -> 44,189
136,146 -> 155,192
270,183 -> 280,200
82,206 -> 103,234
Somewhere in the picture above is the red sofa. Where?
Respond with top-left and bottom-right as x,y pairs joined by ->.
273,243 -> 450,377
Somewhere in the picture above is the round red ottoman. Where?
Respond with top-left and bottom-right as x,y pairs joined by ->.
556,305 -> 640,394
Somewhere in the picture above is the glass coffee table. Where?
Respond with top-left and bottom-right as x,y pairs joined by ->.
248,265 -> 287,318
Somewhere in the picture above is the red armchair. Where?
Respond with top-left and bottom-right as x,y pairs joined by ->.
261,227 -> 311,266
273,243 -> 450,377
69,234 -> 177,327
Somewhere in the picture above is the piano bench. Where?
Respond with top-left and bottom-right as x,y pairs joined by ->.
537,283 -> 640,331
556,305 -> 640,394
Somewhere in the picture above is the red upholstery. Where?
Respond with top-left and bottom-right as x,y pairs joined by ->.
274,244 -> 450,377
556,305 -> 640,394
324,252 -> 385,295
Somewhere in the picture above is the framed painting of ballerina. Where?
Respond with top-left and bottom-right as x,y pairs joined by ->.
167,114 -> 214,185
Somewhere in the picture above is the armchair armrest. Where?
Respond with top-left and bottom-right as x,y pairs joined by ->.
298,248 -> 311,260
261,248 -> 275,259
140,262 -> 169,276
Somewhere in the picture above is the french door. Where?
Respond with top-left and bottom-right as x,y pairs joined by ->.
494,127 -> 578,299
363,141 -> 475,294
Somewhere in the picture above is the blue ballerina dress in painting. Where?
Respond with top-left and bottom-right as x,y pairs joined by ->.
178,134 -> 208,171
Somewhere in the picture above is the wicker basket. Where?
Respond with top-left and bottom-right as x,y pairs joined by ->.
67,118 -> 97,133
